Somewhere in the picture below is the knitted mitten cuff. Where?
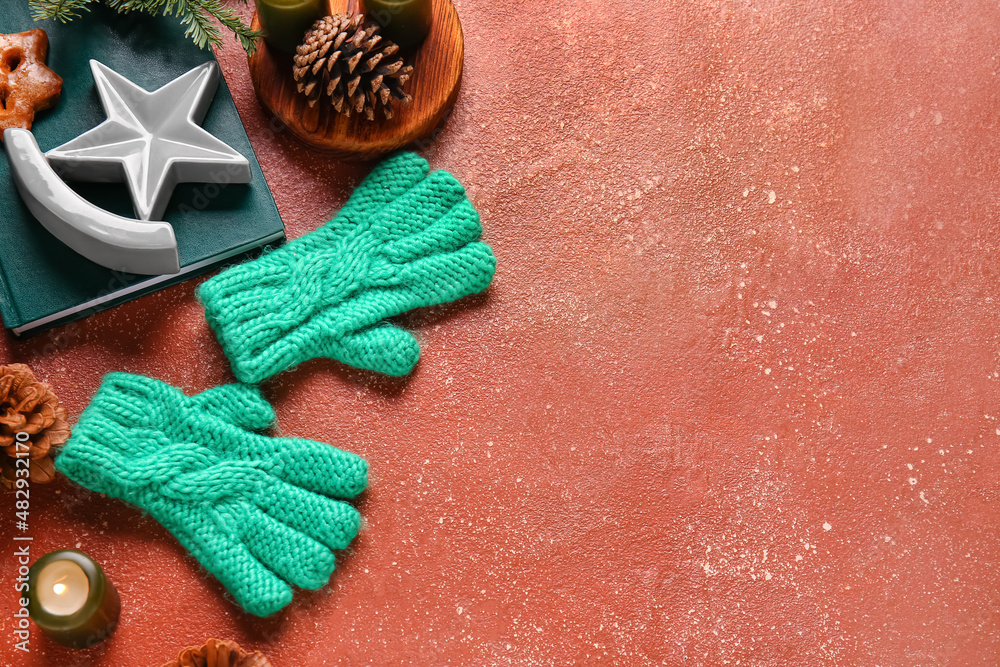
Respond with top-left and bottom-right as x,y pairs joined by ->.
56,373 -> 368,617
199,152 -> 497,384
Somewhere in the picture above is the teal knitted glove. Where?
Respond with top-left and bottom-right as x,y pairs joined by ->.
55,373 -> 368,617
198,152 -> 497,384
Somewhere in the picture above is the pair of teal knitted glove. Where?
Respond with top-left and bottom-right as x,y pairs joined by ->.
200,151 -> 497,383
56,153 -> 496,616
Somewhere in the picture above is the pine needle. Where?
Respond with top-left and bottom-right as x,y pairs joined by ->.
29,0 -> 99,22
29,0 -> 263,55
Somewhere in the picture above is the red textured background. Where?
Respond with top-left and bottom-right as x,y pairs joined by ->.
3,0 -> 1000,664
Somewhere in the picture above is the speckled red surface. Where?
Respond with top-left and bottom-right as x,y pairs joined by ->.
2,1 -> 1000,665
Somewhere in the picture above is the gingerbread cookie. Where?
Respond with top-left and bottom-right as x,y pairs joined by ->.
0,30 -> 62,136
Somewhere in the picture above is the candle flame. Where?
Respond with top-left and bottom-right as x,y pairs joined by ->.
52,575 -> 70,596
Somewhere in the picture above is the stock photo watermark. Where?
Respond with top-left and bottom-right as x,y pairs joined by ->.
11,430 -> 32,653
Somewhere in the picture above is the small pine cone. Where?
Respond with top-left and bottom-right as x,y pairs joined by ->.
0,363 -> 70,488
293,13 -> 414,121
162,638 -> 272,667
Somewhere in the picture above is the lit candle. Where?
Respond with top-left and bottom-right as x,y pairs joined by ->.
24,550 -> 121,649
363,0 -> 434,49
254,0 -> 326,53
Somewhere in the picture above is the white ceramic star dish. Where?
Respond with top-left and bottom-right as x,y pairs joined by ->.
46,60 -> 252,222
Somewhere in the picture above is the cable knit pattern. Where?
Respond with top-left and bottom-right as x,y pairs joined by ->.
55,373 -> 368,617
199,152 -> 497,383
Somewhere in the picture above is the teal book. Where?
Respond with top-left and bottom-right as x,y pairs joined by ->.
0,6 -> 285,336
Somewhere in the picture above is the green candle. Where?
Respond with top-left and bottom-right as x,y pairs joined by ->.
363,0 -> 434,49
255,0 -> 325,53
24,550 -> 121,649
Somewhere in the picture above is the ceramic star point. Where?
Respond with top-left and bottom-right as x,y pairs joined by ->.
45,59 -> 251,221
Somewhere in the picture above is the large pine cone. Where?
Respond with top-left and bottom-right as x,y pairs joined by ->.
293,13 -> 414,121
0,363 -> 70,487
162,638 -> 272,667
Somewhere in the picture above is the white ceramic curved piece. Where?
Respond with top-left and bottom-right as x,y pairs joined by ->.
45,60 -> 252,221
4,128 -> 180,275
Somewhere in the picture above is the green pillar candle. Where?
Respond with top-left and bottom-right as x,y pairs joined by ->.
23,550 -> 121,649
363,0 -> 434,49
254,0 -> 325,53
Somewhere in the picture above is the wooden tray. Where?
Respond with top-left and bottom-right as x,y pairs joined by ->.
248,0 -> 464,159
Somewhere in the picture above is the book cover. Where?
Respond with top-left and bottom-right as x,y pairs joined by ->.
0,5 -> 285,336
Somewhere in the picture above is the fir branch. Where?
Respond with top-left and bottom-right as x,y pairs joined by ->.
105,0 -> 165,12
28,0 -> 99,21
29,0 -> 262,55
202,0 -> 262,54
169,0 -> 225,51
